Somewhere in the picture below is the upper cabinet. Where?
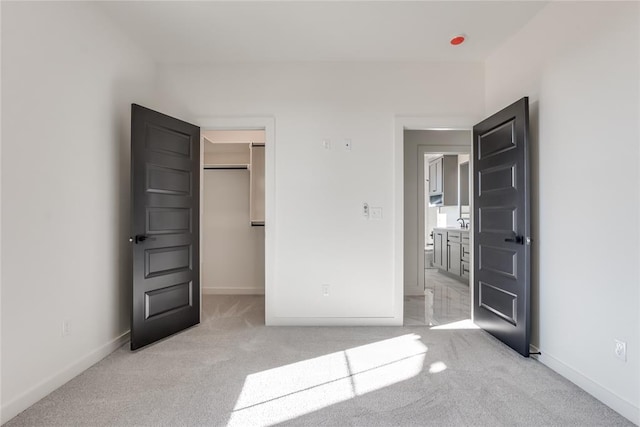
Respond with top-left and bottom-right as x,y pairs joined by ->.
428,157 -> 442,194
428,155 -> 458,206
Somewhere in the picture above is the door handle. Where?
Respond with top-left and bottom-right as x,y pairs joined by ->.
134,234 -> 156,244
505,235 -> 524,244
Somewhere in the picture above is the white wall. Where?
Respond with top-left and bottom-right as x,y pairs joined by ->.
157,62 -> 484,324
486,2 -> 639,423
1,2 -> 157,423
202,170 -> 265,294
2,1 -> 634,423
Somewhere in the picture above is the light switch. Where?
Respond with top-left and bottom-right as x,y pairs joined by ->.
370,207 -> 383,220
344,139 -> 352,151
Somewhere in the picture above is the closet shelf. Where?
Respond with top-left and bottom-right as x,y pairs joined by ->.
202,138 -> 264,225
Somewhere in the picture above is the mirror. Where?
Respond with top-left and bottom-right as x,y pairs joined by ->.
459,161 -> 470,222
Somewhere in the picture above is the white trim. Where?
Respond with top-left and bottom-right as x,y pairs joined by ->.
199,135 -> 205,322
0,331 -> 130,425
404,290 -> 426,297
394,116 -> 478,325
194,116 -> 275,325
268,317 -> 400,326
202,287 -> 265,295
536,350 -> 639,425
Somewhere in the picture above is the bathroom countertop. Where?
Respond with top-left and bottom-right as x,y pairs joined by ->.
433,227 -> 471,232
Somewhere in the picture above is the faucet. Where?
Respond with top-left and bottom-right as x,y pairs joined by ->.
457,218 -> 466,228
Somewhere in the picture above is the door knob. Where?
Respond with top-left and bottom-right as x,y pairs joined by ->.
505,235 -> 524,244
134,234 -> 155,244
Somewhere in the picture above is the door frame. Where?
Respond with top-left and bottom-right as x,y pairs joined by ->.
417,145 -> 471,295
196,116 -> 276,324
394,116 -> 479,323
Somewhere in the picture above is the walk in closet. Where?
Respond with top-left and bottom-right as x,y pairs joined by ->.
202,130 -> 265,294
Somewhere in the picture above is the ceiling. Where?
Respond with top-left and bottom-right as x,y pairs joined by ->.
97,1 -> 547,64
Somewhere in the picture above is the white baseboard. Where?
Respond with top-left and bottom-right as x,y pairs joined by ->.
404,290 -> 425,296
535,348 -> 639,425
1,331 -> 130,424
202,287 -> 264,295
267,316 -> 402,326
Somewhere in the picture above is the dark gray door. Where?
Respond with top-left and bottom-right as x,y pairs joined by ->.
131,104 -> 200,351
473,97 -> 531,357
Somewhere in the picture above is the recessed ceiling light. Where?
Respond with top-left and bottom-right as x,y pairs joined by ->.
450,35 -> 466,46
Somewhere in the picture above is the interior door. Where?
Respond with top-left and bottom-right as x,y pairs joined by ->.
130,104 -> 200,351
473,97 -> 531,357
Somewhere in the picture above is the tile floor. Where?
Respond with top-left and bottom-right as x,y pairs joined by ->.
404,268 -> 470,326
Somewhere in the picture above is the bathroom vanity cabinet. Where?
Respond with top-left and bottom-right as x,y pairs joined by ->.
433,228 -> 469,284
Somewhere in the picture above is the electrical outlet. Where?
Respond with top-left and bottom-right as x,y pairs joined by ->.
363,203 -> 369,218
62,320 -> 71,337
322,284 -> 330,296
322,139 -> 331,150
614,339 -> 627,361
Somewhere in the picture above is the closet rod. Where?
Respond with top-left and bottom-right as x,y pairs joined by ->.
203,165 -> 248,170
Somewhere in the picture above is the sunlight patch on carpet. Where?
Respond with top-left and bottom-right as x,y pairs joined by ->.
227,334 -> 427,426
428,361 -> 447,374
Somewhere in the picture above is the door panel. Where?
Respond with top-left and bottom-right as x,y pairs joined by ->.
478,207 -> 517,234
147,165 -> 192,194
473,97 -> 531,357
147,208 -> 191,234
145,246 -> 191,277
478,165 -> 516,195
435,159 -> 442,194
433,230 -> 446,270
477,120 -> 517,159
145,282 -> 192,320
448,242 -> 461,276
429,161 -> 437,194
131,104 -> 200,351
479,245 -> 517,278
478,282 -> 517,325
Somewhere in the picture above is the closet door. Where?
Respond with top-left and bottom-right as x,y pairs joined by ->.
130,104 -> 200,351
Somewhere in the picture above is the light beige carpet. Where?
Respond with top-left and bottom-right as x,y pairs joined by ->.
5,295 -> 632,426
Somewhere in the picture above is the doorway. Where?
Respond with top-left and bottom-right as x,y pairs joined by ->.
402,129 -> 472,326
200,130 -> 266,296
197,116 -> 276,323
422,151 -> 471,327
